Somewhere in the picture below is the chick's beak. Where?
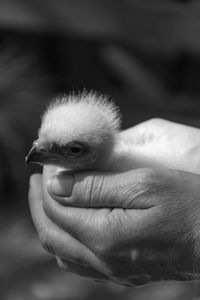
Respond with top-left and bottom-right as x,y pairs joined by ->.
25,143 -> 46,165
25,142 -> 66,166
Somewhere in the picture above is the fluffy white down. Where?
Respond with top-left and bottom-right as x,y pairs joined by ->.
39,92 -> 121,146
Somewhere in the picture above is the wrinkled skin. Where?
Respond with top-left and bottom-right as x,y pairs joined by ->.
29,119 -> 200,286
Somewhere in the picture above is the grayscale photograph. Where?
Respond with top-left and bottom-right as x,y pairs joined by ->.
1,1 -> 200,300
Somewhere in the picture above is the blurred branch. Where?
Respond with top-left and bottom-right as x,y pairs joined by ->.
101,46 -> 167,105
0,1 -> 200,54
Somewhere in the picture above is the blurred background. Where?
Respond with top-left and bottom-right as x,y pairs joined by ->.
1,0 -> 200,299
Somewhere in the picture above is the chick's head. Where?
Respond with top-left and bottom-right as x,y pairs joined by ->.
26,92 -> 121,171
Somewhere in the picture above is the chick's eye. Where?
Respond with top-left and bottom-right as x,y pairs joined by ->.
60,143 -> 86,157
66,143 -> 86,156
69,146 -> 83,154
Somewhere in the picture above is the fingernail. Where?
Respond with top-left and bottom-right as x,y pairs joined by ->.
48,173 -> 74,197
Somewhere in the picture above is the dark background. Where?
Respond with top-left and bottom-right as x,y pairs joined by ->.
1,0 -> 200,299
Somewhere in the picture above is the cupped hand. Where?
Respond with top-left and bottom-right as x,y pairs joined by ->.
29,166 -> 200,286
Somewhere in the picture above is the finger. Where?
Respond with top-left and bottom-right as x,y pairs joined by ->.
43,189 -> 112,253
56,258 -> 151,286
29,174 -> 44,234
43,180 -> 155,257
45,167 -> 158,209
56,257 -> 109,280
28,174 -> 107,272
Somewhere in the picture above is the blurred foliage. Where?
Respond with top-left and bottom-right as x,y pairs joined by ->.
1,0 -> 200,299
0,35 -> 54,210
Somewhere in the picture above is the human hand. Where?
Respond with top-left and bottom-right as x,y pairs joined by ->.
29,166 -> 200,286
117,119 -> 200,174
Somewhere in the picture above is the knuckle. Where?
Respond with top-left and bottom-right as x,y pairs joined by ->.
139,168 -> 164,190
145,168 -> 170,191
137,168 -> 157,188
142,168 -> 157,180
136,168 -> 172,207
83,175 -> 105,204
130,168 -> 164,206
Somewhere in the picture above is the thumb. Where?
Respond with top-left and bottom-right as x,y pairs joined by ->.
46,167 -> 156,209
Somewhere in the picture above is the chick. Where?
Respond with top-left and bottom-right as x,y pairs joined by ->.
25,92 -> 122,172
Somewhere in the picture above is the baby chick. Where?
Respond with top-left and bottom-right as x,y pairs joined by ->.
26,92 -> 122,172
